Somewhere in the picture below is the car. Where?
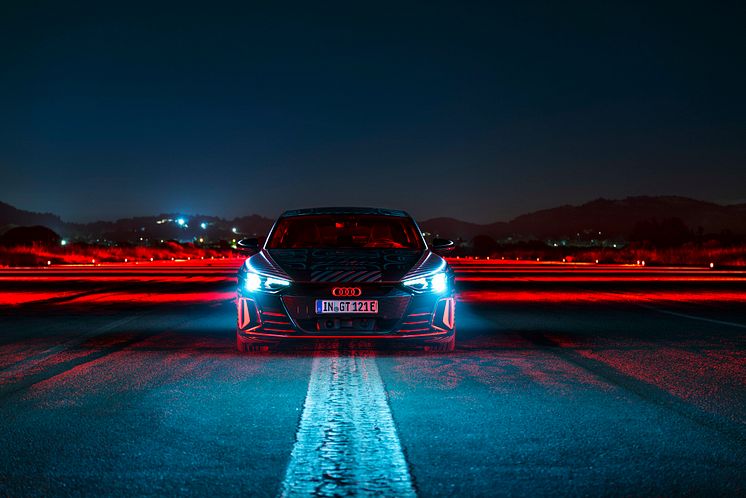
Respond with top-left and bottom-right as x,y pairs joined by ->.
235,207 -> 456,353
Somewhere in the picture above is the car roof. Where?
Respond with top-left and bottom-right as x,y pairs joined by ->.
280,207 -> 411,218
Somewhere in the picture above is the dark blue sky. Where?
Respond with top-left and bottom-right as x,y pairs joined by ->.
2,1 -> 745,223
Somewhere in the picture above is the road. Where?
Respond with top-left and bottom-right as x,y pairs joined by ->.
1,260 -> 745,496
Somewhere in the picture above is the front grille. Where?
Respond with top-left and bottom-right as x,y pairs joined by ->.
281,285 -> 411,333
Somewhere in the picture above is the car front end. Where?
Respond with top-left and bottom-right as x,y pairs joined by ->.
235,208 -> 456,352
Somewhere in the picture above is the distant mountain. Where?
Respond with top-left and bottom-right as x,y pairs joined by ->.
419,217 -> 508,242
64,214 -> 274,241
1,196 -> 744,243
0,201 -> 66,234
0,202 -> 274,243
509,196 -> 746,237
421,196 -> 746,240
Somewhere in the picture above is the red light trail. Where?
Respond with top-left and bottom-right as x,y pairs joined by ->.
0,259 -> 745,307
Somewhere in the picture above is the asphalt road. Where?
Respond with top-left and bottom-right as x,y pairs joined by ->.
1,261 -> 745,496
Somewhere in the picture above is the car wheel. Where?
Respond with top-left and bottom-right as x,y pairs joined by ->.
423,331 -> 456,353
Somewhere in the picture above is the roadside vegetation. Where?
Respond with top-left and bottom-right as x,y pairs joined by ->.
2,216 -> 745,267
457,218 -> 746,267
460,240 -> 746,267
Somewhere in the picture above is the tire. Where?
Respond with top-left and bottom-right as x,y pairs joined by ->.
423,331 -> 456,353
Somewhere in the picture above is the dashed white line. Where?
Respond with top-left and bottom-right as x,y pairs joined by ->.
280,349 -> 416,497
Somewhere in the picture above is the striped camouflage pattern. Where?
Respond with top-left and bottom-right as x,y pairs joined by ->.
310,269 -> 383,283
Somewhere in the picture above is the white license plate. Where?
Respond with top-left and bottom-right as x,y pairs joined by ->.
315,300 -> 379,314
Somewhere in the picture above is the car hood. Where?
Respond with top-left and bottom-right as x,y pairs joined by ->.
257,248 -> 434,283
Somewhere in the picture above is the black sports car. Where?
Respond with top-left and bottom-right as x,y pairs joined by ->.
235,207 -> 456,352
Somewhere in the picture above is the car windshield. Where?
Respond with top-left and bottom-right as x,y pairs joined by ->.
267,215 -> 424,250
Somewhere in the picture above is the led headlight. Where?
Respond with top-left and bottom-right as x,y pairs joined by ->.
243,261 -> 291,293
244,271 -> 290,292
402,271 -> 448,294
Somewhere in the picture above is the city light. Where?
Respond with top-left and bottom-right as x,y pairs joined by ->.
232,227 -> 238,233
60,239 -> 67,246
200,222 -> 207,229
177,218 -> 186,226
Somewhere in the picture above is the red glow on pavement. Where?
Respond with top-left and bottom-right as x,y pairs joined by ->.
25,333 -> 264,407
0,276 -> 231,283
458,290 -> 746,303
0,291 -> 85,305
391,335 -> 611,392
63,291 -> 235,305
0,289 -> 234,306
1,344 -> 98,386
573,346 -> 746,424
458,276 -> 746,282
1,260 -> 744,308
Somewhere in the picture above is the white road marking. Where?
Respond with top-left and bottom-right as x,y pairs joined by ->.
281,349 -> 416,497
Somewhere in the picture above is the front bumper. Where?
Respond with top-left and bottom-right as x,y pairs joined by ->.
236,284 -> 455,340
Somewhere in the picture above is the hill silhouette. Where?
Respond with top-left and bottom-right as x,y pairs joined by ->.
420,196 -> 746,240
1,196 -> 744,243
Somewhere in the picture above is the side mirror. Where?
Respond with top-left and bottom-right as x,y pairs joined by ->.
237,238 -> 260,254
431,238 -> 455,254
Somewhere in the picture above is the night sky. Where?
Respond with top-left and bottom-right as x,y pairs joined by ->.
2,1 -> 745,223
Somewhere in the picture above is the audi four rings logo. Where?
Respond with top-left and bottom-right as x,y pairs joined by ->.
332,287 -> 362,297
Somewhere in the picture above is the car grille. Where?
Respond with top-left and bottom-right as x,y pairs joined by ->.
281,286 -> 412,333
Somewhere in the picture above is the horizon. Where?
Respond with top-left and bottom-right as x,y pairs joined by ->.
3,193 -> 743,226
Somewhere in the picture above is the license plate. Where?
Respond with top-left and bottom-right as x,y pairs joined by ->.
315,300 -> 379,314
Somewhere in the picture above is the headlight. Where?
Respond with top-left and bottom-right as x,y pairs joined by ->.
244,270 -> 291,293
402,271 -> 448,294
